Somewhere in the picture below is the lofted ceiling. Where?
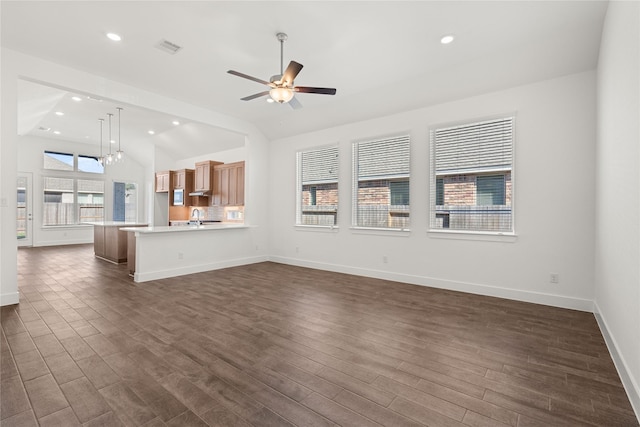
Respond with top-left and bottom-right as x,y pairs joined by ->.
1,1 -> 608,151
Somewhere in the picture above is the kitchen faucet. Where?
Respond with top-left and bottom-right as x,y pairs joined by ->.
193,208 -> 201,225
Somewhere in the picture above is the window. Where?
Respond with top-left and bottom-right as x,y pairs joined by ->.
44,151 -> 73,171
476,175 -> 505,206
390,180 -> 410,205
310,186 -> 317,206
78,155 -> 104,174
430,116 -> 514,233
77,179 -> 104,222
43,177 -> 75,225
296,146 -> 338,226
353,135 -> 410,229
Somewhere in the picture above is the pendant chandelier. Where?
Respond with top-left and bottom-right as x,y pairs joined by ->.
115,107 -> 124,162
97,118 -> 105,166
105,113 -> 114,165
97,107 -> 124,167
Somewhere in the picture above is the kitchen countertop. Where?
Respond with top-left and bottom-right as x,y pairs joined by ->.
120,223 -> 248,234
85,221 -> 148,226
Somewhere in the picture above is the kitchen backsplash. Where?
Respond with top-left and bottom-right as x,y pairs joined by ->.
189,205 -> 244,223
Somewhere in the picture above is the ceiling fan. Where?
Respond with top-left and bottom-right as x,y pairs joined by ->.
227,33 -> 336,109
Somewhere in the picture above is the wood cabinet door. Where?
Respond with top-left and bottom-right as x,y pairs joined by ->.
220,167 -> 230,206
195,163 -> 205,191
235,163 -> 245,205
156,172 -> 169,192
212,167 -> 222,205
175,171 -> 185,189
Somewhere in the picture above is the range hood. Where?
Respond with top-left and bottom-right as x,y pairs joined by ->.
188,191 -> 209,197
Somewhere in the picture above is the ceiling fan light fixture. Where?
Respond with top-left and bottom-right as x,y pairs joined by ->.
270,87 -> 294,104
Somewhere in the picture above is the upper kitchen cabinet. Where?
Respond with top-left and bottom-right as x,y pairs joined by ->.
155,171 -> 171,192
173,168 -> 194,190
194,160 -> 223,192
213,161 -> 245,206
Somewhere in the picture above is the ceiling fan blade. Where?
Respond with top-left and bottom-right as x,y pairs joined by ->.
241,91 -> 270,101
282,61 -> 303,86
227,70 -> 272,87
294,86 -> 337,95
288,96 -> 303,110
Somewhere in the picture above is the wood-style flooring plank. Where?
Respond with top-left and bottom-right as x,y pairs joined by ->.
3,245 -> 637,427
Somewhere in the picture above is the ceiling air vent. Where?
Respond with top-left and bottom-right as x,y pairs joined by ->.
156,39 -> 182,55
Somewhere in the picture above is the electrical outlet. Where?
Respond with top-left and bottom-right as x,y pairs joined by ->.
178,252 -> 184,260
295,246 -> 299,253
550,273 -> 559,284
383,255 -> 388,264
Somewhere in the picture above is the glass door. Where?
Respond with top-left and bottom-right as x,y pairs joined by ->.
17,172 -> 33,247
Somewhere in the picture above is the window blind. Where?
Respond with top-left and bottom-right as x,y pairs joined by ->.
353,135 -> 410,229
434,117 -> 513,175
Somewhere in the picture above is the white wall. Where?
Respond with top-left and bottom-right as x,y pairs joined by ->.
1,48 -> 271,306
17,135 -> 147,246
595,0 -> 640,416
269,70 -> 597,311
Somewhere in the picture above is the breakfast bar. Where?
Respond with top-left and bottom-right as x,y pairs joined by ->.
121,223 -> 257,282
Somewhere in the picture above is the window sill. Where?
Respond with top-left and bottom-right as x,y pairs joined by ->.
427,229 -> 517,242
295,225 -> 339,232
350,227 -> 411,237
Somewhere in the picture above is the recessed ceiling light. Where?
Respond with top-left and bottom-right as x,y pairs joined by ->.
148,130 -> 155,135
172,120 -> 180,125
440,34 -> 455,45
110,139 -> 115,144
106,32 -> 122,42
53,131 -> 61,135
55,111 -> 64,116
71,96 -> 82,102
266,98 -> 275,103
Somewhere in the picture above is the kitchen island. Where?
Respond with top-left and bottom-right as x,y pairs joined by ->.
87,221 -> 148,264
121,223 -> 262,282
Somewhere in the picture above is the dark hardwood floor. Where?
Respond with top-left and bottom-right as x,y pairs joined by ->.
1,244 -> 637,426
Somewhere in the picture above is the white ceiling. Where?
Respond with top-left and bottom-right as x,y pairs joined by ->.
2,1 -> 608,153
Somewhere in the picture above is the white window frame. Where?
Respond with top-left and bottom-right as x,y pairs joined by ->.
429,115 -> 516,240
295,145 -> 339,229
352,134 -> 411,231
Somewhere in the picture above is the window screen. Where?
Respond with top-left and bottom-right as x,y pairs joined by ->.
296,146 -> 339,226
430,117 -> 513,233
353,135 -> 410,229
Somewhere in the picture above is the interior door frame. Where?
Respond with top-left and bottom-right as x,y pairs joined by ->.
17,171 -> 33,247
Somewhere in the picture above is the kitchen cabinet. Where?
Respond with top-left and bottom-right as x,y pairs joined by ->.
155,171 -> 171,192
92,222 -> 147,264
173,169 -> 193,190
194,161 -> 222,192
171,168 -> 194,207
213,161 -> 245,206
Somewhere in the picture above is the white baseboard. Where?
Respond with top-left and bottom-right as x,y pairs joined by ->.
268,256 -> 594,312
0,291 -> 20,306
34,239 -> 93,247
134,255 -> 269,282
594,302 -> 640,422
